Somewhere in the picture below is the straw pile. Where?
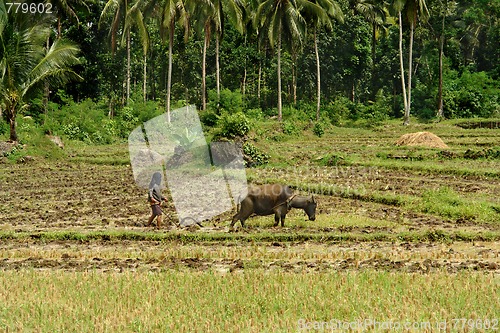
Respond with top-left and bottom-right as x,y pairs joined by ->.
395,131 -> 449,149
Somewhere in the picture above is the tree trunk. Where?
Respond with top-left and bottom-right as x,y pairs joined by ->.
126,29 -> 131,104
405,20 -> 414,125
58,16 -> 62,39
108,97 -> 114,118
43,82 -> 49,121
242,35 -> 247,101
216,34 -> 221,110
372,23 -> 376,66
43,36 -> 50,123
314,27 -> 321,121
9,110 -> 17,142
257,59 -> 262,104
143,54 -> 147,102
437,9 -> 445,119
292,52 -> 297,106
202,23 -> 209,112
242,67 -> 247,98
398,11 -> 409,125
371,23 -> 377,97
277,33 -> 282,121
166,22 -> 174,122
122,76 -> 126,105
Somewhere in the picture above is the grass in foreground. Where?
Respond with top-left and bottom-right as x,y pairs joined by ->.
0,270 -> 498,332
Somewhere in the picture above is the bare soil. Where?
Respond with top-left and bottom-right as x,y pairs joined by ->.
1,144 -> 499,273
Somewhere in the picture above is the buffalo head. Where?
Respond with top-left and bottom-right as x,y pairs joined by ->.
304,195 -> 317,221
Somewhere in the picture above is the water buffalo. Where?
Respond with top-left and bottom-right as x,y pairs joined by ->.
231,184 -> 317,228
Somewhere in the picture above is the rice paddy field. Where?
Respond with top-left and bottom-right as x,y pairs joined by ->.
0,119 -> 499,332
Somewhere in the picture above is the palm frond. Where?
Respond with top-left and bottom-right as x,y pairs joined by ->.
23,39 -> 82,96
99,0 -> 121,29
124,0 -> 150,54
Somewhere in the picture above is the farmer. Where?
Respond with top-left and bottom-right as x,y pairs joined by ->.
147,171 -> 168,228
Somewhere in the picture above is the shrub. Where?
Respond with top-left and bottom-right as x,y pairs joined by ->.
282,106 -> 312,122
312,122 -> 324,137
364,89 -> 391,121
243,142 -> 270,167
0,118 -> 8,136
323,97 -> 353,125
200,111 -> 219,127
208,88 -> 243,114
62,123 -> 83,140
132,100 -> 163,124
295,101 -> 317,120
443,71 -> 499,118
245,108 -> 265,121
317,153 -> 348,166
282,120 -> 299,135
217,112 -> 250,138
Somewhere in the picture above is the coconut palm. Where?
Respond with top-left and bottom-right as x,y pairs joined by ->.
355,0 -> 388,65
125,0 -> 151,102
157,0 -> 188,119
99,0 -> 133,104
242,0 -> 263,103
302,0 -> 343,120
394,0 -> 429,125
254,0 -> 308,121
0,3 -> 82,142
186,0 -> 212,112
47,0 -> 90,38
213,0 -> 244,108
40,1 -> 88,116
188,0 -> 243,111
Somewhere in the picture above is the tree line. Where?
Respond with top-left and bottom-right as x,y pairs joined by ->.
1,0 -> 499,142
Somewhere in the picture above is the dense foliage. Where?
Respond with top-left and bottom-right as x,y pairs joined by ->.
0,0 -> 498,144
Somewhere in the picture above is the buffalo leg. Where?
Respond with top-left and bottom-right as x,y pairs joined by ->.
274,213 -> 280,227
231,214 -> 240,228
280,214 -> 286,227
231,213 -> 247,229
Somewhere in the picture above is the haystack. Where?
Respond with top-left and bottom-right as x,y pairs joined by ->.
395,131 -> 449,149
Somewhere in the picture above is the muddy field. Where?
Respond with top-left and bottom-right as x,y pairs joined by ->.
1,123 -> 499,275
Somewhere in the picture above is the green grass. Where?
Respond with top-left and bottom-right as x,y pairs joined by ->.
0,270 -> 498,332
420,187 -> 500,223
357,158 -> 500,178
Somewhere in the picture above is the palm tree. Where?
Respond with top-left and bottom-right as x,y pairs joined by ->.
0,4 -> 82,142
187,0 -> 212,112
242,0 -> 263,104
125,0 -> 151,102
47,0 -> 89,38
41,1 -> 88,117
355,0 -> 388,66
254,0 -> 308,121
434,0 -> 455,119
157,0 -> 188,120
188,0 -> 243,111
302,0 -> 343,120
99,0 -> 133,104
213,0 -> 244,108
394,0 -> 429,125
